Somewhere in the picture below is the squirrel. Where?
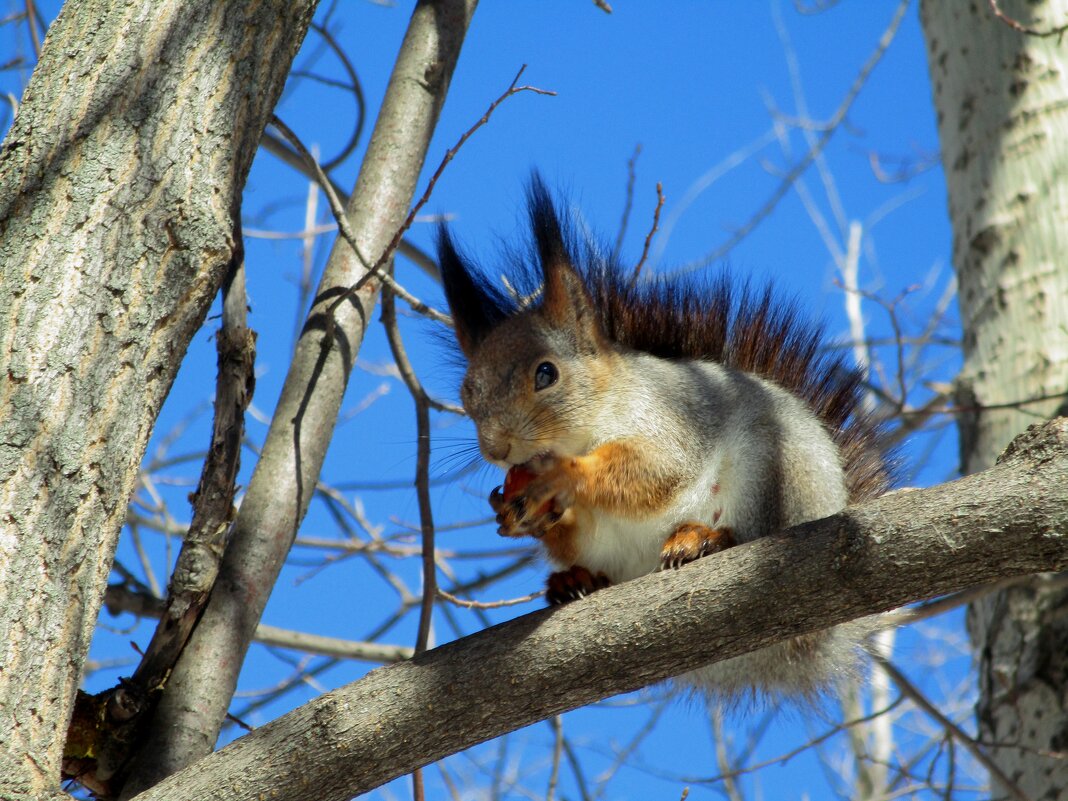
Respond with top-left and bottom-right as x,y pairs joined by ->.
437,177 -> 889,696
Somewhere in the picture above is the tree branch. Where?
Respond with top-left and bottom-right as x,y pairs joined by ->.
117,1 -> 478,794
131,419 -> 1068,801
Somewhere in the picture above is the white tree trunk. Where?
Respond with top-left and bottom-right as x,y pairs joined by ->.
921,0 -> 1068,797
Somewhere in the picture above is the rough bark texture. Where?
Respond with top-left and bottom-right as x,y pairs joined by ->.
0,1 -> 317,797
125,419 -> 1068,801
921,1 -> 1068,798
117,1 -> 480,795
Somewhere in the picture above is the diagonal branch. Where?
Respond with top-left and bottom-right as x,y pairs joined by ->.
130,418 -> 1068,801
117,2 -> 479,795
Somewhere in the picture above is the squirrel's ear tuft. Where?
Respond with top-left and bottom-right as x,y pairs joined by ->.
437,225 -> 508,356
528,174 -> 570,273
527,175 -> 606,352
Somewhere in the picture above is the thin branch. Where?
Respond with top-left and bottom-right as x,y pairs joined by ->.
711,707 -> 745,801
23,0 -> 42,59
380,287 -> 438,657
988,0 -> 1068,39
546,716 -> 564,801
437,588 -> 543,609
793,0 -> 843,13
874,656 -> 1033,801
612,143 -> 642,260
682,698 -> 905,786
268,115 -> 452,326
255,624 -> 414,663
879,575 -> 1060,628
631,181 -> 664,281
673,0 -> 910,275
321,64 -> 556,328
651,127 -> 779,266
310,21 -> 366,171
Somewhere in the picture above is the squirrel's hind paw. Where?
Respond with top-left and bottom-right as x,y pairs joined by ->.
659,523 -> 736,570
546,566 -> 611,605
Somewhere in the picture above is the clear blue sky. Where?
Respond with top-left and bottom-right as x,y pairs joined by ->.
3,2 -> 970,799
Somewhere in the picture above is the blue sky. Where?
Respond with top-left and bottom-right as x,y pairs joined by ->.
3,2 -> 973,799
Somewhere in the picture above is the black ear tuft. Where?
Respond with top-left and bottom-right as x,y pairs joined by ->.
527,173 -> 570,275
437,224 -> 511,356
526,174 -> 606,351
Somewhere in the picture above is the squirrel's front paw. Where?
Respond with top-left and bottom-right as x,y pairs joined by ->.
546,565 -> 611,605
492,461 -> 575,538
659,522 -> 736,570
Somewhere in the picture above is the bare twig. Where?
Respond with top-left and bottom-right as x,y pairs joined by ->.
682,697 -> 905,786
631,182 -> 664,281
297,165 -> 321,346
546,715 -> 564,801
674,0 -> 910,274
988,0 -> 1068,39
874,655 -> 1033,801
794,0 -> 842,12
879,575 -> 1062,628
258,131 -> 442,281
612,143 -> 642,260
651,127 -> 778,266
23,0 -> 42,59
268,115 -> 452,326
437,588 -> 543,609
867,147 -> 940,183
380,287 -> 438,657
711,707 -> 745,801
321,64 -> 556,329
311,21 -> 366,171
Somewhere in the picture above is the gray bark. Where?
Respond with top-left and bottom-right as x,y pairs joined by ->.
0,1 -> 316,798
117,1 -> 480,795
921,1 -> 1068,798
127,418 -> 1068,801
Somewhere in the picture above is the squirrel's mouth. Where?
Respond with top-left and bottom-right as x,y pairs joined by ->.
514,451 -> 556,473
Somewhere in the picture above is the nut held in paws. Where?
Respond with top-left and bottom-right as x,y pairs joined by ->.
502,465 -> 553,516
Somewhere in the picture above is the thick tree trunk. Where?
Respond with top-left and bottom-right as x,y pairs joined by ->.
0,1 -> 316,798
921,1 -> 1068,797
117,1 -> 479,795
126,418 -> 1068,801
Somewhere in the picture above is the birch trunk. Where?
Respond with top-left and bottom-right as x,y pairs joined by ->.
0,1 -> 316,798
920,1 -> 1068,797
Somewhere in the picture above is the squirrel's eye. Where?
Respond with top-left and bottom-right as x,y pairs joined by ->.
534,361 -> 558,391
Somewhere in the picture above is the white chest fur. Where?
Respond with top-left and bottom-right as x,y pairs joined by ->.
555,455 -> 732,582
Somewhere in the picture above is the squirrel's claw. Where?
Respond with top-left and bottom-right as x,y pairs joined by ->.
546,566 -> 611,605
495,467 -> 573,539
497,498 -> 559,539
488,486 -> 506,513
491,483 -> 554,538
658,523 -> 736,571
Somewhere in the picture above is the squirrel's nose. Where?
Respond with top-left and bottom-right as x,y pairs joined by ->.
482,438 -> 511,463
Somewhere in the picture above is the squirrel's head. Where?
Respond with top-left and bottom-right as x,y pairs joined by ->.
438,179 -> 617,467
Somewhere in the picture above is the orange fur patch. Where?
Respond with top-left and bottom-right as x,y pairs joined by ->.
564,440 -> 681,516
540,510 -> 580,566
